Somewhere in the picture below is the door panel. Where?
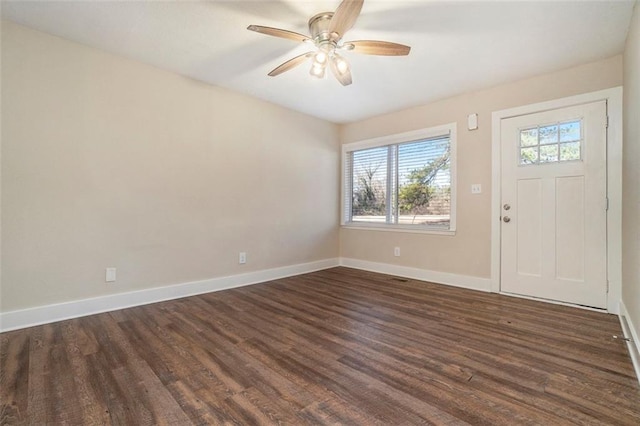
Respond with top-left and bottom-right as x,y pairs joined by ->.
516,179 -> 542,277
500,101 -> 607,308
555,176 -> 584,281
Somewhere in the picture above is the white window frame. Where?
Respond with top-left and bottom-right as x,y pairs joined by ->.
341,123 -> 457,235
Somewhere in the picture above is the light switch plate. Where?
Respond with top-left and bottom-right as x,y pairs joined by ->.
471,184 -> 482,194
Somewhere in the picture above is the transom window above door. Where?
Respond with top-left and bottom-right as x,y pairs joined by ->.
519,119 -> 582,165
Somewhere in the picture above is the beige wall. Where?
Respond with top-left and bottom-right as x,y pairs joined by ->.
0,16 -> 631,316
340,55 -> 623,278
623,3 -> 640,338
0,22 -> 339,312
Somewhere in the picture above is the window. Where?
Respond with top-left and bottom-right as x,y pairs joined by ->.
519,119 -> 582,165
342,123 -> 456,233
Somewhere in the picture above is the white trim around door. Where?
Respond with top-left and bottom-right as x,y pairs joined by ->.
490,87 -> 623,314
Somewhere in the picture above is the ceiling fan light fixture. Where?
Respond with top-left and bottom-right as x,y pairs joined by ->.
314,51 -> 327,65
332,51 -> 350,75
336,58 -> 348,74
310,63 -> 326,78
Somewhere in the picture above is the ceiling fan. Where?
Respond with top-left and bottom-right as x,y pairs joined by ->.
247,0 -> 410,86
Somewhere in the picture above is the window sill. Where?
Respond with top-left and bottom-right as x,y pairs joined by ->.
341,223 -> 456,236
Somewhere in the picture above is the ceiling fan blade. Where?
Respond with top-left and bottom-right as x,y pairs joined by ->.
328,0 -> 364,39
247,25 -> 310,43
329,54 -> 352,86
268,52 -> 314,77
345,40 -> 411,56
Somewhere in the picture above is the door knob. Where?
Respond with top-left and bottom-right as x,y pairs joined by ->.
503,204 -> 511,211
503,216 -> 511,223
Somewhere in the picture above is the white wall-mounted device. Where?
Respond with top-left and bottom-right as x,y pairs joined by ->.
468,113 -> 478,130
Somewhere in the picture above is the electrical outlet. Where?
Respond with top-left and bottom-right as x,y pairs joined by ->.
394,247 -> 401,257
471,184 -> 482,194
239,252 -> 247,264
106,267 -> 116,282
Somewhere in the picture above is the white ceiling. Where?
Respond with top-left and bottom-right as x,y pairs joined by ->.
1,0 -> 635,123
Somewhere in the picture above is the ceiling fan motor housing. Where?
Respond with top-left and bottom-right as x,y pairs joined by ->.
309,12 -> 336,50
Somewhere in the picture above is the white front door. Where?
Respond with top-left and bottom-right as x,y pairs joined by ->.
500,101 -> 608,308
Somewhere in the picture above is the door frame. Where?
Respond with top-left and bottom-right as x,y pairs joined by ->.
490,87 -> 623,313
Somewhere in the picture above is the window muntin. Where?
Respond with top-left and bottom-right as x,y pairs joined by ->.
519,119 -> 582,165
343,124 -> 456,232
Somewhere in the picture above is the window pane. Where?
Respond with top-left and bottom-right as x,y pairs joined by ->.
560,142 -> 581,161
351,146 -> 388,222
520,128 -> 538,147
539,124 -> 558,145
559,121 -> 581,142
540,144 -> 559,162
397,137 -> 450,227
520,147 -> 538,164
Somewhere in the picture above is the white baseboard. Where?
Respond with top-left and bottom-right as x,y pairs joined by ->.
0,258 -> 340,333
619,300 -> 640,385
339,257 -> 492,292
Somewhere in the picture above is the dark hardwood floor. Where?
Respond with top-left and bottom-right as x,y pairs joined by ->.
1,267 -> 639,425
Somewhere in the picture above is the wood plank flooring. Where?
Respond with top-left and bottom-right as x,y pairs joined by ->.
1,267 -> 639,425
